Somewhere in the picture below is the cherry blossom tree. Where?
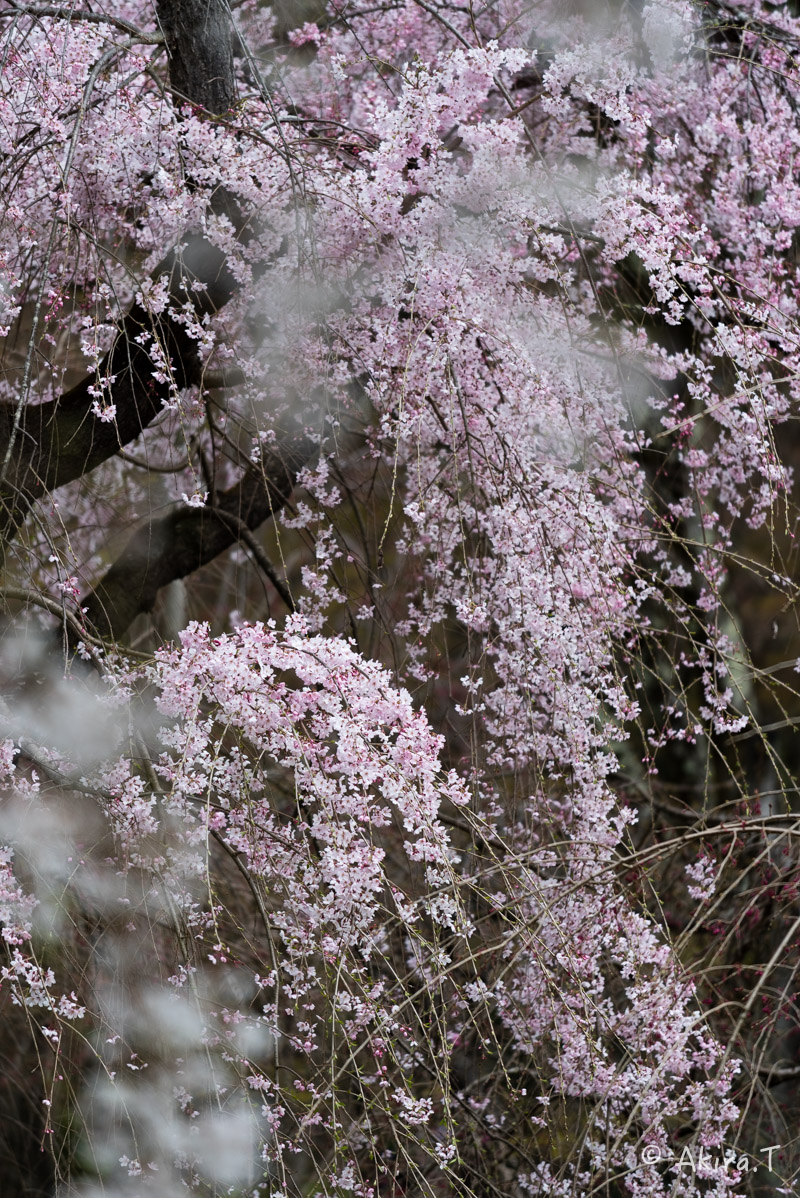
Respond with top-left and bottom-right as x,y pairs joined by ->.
2,0 -> 800,1194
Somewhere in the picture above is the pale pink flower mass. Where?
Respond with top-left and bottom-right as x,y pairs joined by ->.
0,0 -> 798,1194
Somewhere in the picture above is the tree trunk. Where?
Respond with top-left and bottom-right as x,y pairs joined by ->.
156,0 -> 236,115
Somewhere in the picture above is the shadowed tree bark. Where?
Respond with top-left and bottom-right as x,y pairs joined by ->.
0,240 -> 238,541
0,0 -> 305,644
82,440 -> 313,640
156,0 -> 236,115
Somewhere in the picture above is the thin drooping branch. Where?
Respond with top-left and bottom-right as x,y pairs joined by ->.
80,439 -> 313,640
216,510 -> 298,612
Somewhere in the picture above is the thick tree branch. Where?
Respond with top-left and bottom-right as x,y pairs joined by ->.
80,438 -> 313,641
0,238 -> 238,540
6,5 -> 165,44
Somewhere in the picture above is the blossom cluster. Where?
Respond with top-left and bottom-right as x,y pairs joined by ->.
4,0 -> 800,1193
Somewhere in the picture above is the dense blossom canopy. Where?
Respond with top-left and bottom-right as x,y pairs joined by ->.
2,0 -> 800,1195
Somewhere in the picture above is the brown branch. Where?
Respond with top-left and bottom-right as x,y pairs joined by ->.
80,438 -> 313,641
